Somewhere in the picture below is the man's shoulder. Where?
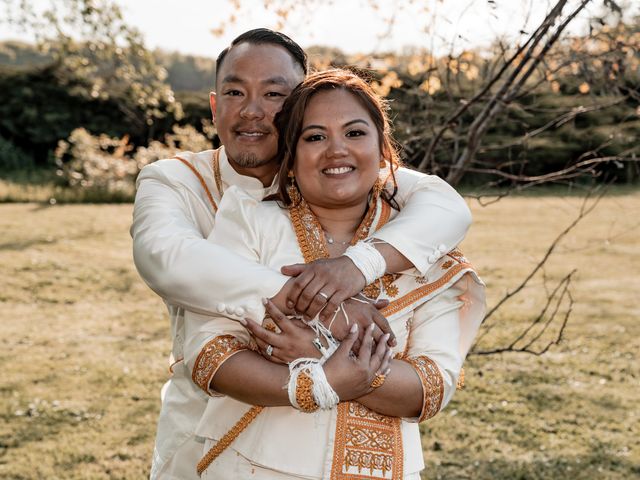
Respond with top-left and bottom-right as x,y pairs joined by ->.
137,149 -> 217,185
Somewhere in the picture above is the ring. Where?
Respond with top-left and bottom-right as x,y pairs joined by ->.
317,292 -> 329,301
265,344 -> 274,357
370,373 -> 386,389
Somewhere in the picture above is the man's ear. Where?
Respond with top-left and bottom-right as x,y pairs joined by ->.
209,92 -> 217,123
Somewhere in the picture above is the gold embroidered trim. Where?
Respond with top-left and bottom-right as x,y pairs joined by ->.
404,355 -> 444,422
330,402 -> 404,479
212,149 -> 224,197
192,335 -> 247,396
197,405 -> 264,475
296,372 -> 320,413
362,272 -> 400,299
381,262 -> 471,317
289,189 -> 390,264
174,155 -> 218,212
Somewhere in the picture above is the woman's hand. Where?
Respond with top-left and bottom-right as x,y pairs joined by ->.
243,299 -> 321,364
323,323 -> 393,401
323,297 -> 396,351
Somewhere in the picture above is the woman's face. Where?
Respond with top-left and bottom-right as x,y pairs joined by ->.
293,88 -> 381,210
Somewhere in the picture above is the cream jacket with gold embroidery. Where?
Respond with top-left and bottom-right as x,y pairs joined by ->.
184,186 -> 485,479
132,148 -> 473,479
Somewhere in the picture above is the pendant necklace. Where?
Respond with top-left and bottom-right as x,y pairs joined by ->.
323,231 -> 350,246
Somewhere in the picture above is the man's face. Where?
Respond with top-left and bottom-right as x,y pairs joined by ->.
211,43 -> 304,175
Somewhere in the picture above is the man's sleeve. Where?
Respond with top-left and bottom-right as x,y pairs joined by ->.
374,168 -> 472,275
131,165 -> 288,318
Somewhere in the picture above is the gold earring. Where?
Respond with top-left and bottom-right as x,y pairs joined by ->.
380,158 -> 386,168
287,170 -> 301,204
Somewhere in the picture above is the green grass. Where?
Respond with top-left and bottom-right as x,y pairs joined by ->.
0,193 -> 638,479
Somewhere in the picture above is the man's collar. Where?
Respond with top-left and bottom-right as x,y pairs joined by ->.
218,147 -> 279,197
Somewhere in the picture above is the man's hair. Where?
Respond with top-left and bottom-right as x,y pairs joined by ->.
216,28 -> 308,81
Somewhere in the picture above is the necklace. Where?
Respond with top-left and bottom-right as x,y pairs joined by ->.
323,230 -> 350,246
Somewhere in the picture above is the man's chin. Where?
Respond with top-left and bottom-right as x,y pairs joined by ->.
230,152 -> 275,169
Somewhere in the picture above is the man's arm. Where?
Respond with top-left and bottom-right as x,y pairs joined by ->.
131,163 -> 288,318
285,169 -> 471,320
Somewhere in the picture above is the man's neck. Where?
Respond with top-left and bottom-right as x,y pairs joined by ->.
227,156 -> 279,188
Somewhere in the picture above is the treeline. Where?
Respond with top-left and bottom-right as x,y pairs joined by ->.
0,30 -> 638,186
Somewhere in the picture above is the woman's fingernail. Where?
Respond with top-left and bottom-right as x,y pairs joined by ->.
238,318 -> 247,326
385,368 -> 391,375
262,298 -> 268,305
350,323 -> 358,333
287,301 -> 294,308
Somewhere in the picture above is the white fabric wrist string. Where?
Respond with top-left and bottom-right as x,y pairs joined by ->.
343,241 -> 386,285
287,358 -> 339,411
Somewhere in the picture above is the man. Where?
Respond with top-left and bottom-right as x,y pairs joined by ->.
131,28 -> 471,479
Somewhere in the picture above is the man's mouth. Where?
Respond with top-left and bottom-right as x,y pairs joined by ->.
237,131 -> 267,137
322,166 -> 355,175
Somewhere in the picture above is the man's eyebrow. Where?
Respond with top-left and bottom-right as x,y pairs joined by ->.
300,118 -> 370,134
219,75 -> 291,86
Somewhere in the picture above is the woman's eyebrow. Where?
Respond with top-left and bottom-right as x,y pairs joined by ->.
300,118 -> 370,134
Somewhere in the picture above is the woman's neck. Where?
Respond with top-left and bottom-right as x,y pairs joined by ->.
307,201 -> 368,245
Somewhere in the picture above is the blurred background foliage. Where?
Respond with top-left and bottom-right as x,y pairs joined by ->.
0,0 -> 638,201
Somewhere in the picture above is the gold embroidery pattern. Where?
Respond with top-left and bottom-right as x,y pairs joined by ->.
197,405 -> 264,475
404,355 -> 444,422
441,260 -> 454,270
296,371 -> 320,413
381,262 -> 472,317
362,273 -> 400,299
289,187 -> 391,264
331,402 -> 403,479
174,155 -> 218,212
192,335 -> 247,396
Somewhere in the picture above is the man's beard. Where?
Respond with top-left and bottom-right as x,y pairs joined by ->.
234,151 -> 273,168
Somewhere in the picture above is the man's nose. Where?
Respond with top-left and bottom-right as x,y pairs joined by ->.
240,97 -> 265,120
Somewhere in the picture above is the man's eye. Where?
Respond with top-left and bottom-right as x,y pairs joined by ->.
224,90 -> 242,96
266,92 -> 286,98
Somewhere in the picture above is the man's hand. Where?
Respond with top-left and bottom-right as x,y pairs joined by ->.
321,297 -> 396,350
281,256 -> 366,321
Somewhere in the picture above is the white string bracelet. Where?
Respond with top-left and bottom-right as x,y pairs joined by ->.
287,358 -> 339,411
343,240 -> 386,285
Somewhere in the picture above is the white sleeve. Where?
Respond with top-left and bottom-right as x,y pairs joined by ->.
402,285 -> 464,423
374,168 -> 472,275
131,164 -> 288,318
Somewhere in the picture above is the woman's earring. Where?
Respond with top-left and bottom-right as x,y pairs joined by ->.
380,158 -> 386,169
287,170 -> 301,204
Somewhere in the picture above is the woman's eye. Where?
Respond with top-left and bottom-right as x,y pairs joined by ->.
304,134 -> 324,142
346,130 -> 366,137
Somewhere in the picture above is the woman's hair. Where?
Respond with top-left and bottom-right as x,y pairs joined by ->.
274,68 -> 401,207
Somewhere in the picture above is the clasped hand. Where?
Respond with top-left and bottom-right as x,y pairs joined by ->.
244,300 -> 392,401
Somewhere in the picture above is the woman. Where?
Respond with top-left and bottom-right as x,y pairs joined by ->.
183,69 -> 485,479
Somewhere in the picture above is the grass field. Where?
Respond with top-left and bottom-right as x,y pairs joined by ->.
0,192 -> 638,479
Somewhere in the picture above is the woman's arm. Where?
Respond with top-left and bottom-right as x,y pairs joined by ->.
354,284 -> 464,419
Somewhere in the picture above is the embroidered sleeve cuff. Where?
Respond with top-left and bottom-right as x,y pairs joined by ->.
192,335 -> 248,396
404,355 -> 444,422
